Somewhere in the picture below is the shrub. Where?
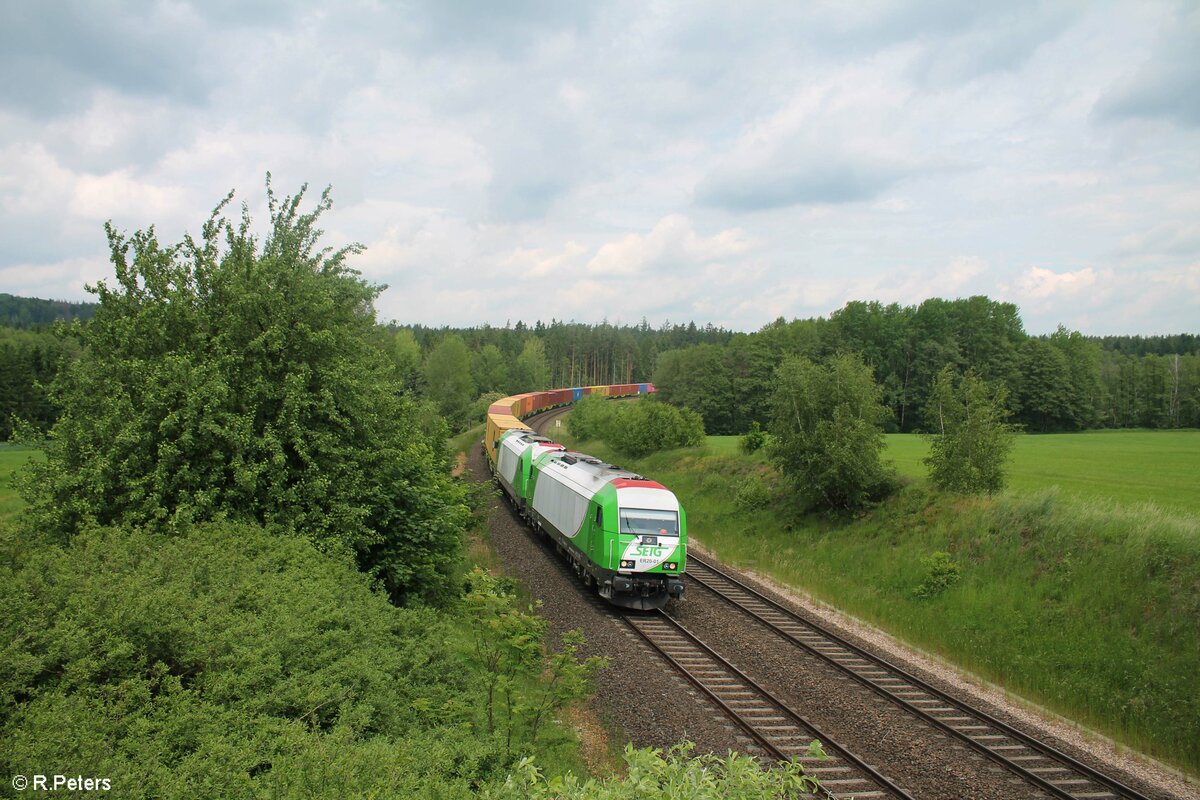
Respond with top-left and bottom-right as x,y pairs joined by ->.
606,400 -> 705,458
740,421 -> 768,454
567,395 -> 617,441
0,523 -> 501,798
733,474 -> 773,510
487,741 -> 826,799
913,551 -> 961,598
923,367 -> 1016,495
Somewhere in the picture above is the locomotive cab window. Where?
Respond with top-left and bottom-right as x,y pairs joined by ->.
619,508 -> 678,537
595,506 -> 604,528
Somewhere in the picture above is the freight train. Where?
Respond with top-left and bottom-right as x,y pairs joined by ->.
484,384 -> 686,610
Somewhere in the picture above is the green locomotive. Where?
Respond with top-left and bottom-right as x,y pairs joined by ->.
494,429 -> 686,610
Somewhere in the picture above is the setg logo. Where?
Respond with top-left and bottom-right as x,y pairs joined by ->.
634,545 -> 665,558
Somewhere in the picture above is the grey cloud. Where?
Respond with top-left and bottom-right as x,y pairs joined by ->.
1094,6 -> 1200,127
0,1 -> 216,117
696,158 -> 910,211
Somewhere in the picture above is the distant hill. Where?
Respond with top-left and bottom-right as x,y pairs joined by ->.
0,293 -> 97,329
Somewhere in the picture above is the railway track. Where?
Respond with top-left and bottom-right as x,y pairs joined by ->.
619,608 -> 914,799
683,553 -> 1154,800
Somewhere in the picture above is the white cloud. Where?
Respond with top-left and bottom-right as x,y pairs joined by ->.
502,241 -> 586,278
586,215 -> 751,276
1015,265 -> 1102,301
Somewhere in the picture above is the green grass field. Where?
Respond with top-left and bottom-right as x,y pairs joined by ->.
561,425 -> 1200,774
0,445 -> 41,522
883,430 -> 1200,514
712,430 -> 1200,513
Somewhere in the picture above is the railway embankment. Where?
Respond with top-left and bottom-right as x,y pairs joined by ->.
550,430 -> 1200,784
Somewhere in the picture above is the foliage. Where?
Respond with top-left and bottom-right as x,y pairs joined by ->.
733,474 -> 773,511
572,398 -> 699,460
0,523 -> 504,799
923,367 -> 1017,495
463,569 -> 607,754
604,399 -> 705,459
473,344 -> 510,394
913,551 -> 961,598
18,182 -> 470,605
768,353 -> 896,513
487,742 -> 825,800
567,395 -> 618,441
739,421 -> 767,454
425,333 -> 477,428
511,337 -> 550,393
652,344 -> 737,434
0,326 -> 80,440
389,327 -> 424,393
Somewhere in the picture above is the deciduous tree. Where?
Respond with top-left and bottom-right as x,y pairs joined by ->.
19,181 -> 470,604
769,353 -> 895,513
923,367 -> 1016,495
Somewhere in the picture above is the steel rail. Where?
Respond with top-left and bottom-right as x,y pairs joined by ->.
621,609 -> 915,800
684,553 -> 1153,800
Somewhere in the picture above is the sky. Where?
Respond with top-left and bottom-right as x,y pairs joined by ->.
1,1 -> 1197,335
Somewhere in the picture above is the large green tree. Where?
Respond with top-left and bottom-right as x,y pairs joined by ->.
424,334 -> 476,425
768,353 -> 895,513
20,182 -> 469,604
511,337 -> 549,392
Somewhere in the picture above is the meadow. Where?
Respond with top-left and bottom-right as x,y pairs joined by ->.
707,430 -> 1200,514
0,444 -> 42,522
563,426 -> 1200,774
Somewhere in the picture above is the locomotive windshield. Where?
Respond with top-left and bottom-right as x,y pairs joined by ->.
619,508 -> 679,537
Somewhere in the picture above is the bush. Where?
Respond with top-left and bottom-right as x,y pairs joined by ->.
733,474 -> 773,510
913,551 -> 961,598
923,367 -> 1017,495
567,395 -> 617,441
740,421 -> 768,454
0,523 -> 501,798
606,400 -> 705,458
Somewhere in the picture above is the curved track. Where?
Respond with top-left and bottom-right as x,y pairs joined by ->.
523,408 -> 911,797
683,554 -> 1153,800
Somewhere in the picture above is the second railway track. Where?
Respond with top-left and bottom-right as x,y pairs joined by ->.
620,609 -> 913,799
683,553 -> 1154,800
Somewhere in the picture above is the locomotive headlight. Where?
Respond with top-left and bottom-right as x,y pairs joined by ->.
619,559 -> 635,569
664,562 -> 677,571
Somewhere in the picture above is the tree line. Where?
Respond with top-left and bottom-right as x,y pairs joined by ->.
2,292 -> 1196,440
651,299 -> 1198,435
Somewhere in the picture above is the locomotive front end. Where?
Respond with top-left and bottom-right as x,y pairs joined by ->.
598,479 -> 687,610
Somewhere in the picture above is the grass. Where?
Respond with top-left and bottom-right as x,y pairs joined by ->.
556,424 -> 1200,775
0,444 -> 42,523
884,430 -> 1200,514
450,423 -> 485,459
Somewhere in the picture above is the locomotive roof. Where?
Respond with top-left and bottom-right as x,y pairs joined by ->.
539,450 -> 668,499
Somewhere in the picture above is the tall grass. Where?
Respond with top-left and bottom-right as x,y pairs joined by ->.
558,428 -> 1200,774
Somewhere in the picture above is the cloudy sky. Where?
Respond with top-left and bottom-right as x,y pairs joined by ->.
1,1 -> 1197,334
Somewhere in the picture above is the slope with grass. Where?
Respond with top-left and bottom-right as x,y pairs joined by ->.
559,426 -> 1200,775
